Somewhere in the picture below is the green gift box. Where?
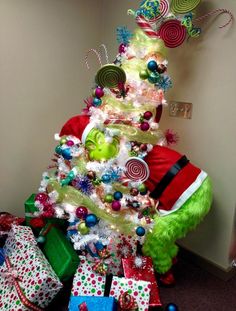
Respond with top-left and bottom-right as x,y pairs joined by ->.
24,194 -> 67,233
41,224 -> 80,282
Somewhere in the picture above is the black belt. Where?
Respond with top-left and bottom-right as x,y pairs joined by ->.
150,155 -> 189,199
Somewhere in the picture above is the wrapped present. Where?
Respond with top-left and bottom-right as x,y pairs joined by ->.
122,256 -> 161,307
0,225 -> 62,311
25,194 -> 66,233
107,234 -> 137,276
109,276 -> 151,311
69,296 -> 117,311
40,224 -> 80,281
71,256 -> 106,297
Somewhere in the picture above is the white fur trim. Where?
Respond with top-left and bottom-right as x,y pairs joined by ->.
81,123 -> 95,144
158,170 -> 208,216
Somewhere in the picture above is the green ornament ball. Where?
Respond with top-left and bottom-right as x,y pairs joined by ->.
77,222 -> 90,235
138,184 -> 147,193
60,138 -> 67,145
139,69 -> 149,80
104,194 -> 114,203
148,72 -> 160,84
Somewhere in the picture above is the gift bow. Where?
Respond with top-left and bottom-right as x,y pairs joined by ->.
79,302 -> 88,311
118,291 -> 138,311
92,248 -> 111,275
0,267 -> 23,285
2,256 -> 43,311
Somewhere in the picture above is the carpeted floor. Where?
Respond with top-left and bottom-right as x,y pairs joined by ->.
159,258 -> 236,311
46,258 -> 236,311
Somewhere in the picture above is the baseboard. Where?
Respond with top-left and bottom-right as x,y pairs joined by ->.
178,245 -> 236,281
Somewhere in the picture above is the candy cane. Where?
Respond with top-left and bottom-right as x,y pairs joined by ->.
99,44 -> 109,64
135,15 -> 159,38
85,48 -> 103,70
194,8 -> 234,29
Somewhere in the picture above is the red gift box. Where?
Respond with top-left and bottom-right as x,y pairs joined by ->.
122,256 -> 162,307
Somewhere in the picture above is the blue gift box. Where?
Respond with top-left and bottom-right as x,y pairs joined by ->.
0,248 -> 4,266
69,296 -> 117,311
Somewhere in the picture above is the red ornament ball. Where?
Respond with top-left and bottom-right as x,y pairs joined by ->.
76,206 -> 88,219
111,200 -> 121,211
35,193 -> 48,204
95,87 -> 104,98
143,111 -> 153,120
140,122 -> 150,131
140,144 -> 148,151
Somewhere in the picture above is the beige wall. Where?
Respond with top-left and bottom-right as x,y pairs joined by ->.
100,0 -> 236,270
0,0 -> 102,214
1,0 -> 235,271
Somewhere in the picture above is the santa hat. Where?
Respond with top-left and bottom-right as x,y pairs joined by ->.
145,145 -> 207,216
59,115 -> 95,144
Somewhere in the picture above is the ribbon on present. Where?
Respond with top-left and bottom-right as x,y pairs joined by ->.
118,291 -> 138,311
79,302 -> 89,311
2,256 -> 44,311
92,248 -> 111,275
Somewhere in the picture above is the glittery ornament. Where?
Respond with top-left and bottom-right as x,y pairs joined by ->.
139,69 -> 149,80
76,206 -> 88,219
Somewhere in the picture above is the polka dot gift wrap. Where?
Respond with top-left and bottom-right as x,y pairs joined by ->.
71,256 -> 106,297
0,226 -> 62,311
109,276 -> 151,311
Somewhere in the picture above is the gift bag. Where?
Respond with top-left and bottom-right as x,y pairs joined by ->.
0,225 -> 62,311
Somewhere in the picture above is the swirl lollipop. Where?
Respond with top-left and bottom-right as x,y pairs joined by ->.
125,157 -> 150,182
153,0 -> 170,23
158,19 -> 187,48
95,64 -> 126,88
171,0 -> 201,14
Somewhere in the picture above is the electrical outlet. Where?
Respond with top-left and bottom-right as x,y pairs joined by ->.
169,101 -> 192,119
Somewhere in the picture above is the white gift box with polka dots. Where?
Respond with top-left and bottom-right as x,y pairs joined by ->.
0,225 -> 63,311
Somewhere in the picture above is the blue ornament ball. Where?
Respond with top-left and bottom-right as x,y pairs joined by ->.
113,191 -> 123,200
165,303 -> 179,311
61,148 -> 72,160
85,214 -> 98,227
93,97 -> 102,107
147,60 -> 158,72
37,236 -> 46,244
101,174 -> 112,184
136,226 -> 146,236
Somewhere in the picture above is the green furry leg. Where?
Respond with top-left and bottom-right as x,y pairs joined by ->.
143,176 -> 213,274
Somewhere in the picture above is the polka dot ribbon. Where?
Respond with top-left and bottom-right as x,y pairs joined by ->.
4,256 -> 44,311
118,291 -> 138,311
